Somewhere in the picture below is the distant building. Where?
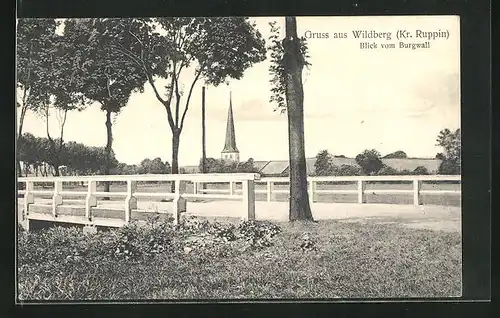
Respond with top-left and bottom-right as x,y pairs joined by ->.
187,91 -> 442,174
221,92 -> 240,163
181,157 -> 442,176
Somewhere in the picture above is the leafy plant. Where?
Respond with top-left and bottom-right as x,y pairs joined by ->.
237,220 -> 281,249
355,149 -> 384,175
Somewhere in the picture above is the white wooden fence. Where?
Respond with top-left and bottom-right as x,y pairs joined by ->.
17,174 -> 460,228
17,173 -> 259,226
257,175 -> 461,205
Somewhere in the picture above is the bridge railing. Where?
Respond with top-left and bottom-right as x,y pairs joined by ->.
17,173 -> 260,224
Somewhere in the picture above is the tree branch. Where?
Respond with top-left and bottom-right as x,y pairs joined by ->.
179,64 -> 204,132
57,109 -> 68,156
173,62 -> 182,126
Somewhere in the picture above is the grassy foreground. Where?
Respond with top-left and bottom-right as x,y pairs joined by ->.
17,216 -> 461,300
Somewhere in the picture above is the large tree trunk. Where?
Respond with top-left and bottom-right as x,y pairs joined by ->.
283,16 -> 314,222
17,161 -> 23,177
201,86 -> 207,190
103,110 -> 113,200
17,108 -> 27,178
170,130 -> 180,192
52,163 -> 60,176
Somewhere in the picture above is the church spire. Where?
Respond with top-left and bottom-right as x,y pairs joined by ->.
221,91 -> 239,159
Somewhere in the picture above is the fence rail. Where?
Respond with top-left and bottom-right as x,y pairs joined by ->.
17,174 -> 460,228
17,173 -> 260,226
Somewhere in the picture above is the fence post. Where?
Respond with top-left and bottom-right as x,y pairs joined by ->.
308,180 -> 316,204
193,182 -> 198,194
85,181 -> 97,221
413,180 -> 422,205
24,181 -> 34,218
125,180 -> 137,224
357,180 -> 366,204
52,180 -> 63,217
266,181 -> 274,202
242,179 -> 256,220
172,179 -> 181,225
229,181 -> 235,195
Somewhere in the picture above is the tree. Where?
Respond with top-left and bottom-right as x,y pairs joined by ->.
355,149 -> 384,175
18,133 -> 40,176
61,19 -> 149,192
269,17 -> 313,222
383,150 -> 408,159
138,158 -> 152,174
436,128 -> 460,174
108,17 -> 266,176
314,150 -> 334,176
150,157 -> 168,174
16,18 -> 58,176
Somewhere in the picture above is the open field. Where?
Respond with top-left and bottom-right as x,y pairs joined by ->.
23,181 -> 461,207
17,215 -> 462,300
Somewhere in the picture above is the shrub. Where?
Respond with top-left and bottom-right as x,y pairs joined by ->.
412,166 -> 430,175
237,220 -> 281,249
383,150 -> 408,159
438,160 -> 460,175
376,165 -> 399,176
355,149 -> 384,175
337,164 -> 363,176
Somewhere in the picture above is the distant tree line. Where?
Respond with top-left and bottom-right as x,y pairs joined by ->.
313,149 -> 430,177
18,133 -> 117,176
18,132 -> 174,177
19,127 -> 460,178
313,128 -> 461,176
198,158 -> 258,174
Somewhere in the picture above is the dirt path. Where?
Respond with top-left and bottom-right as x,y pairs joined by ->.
17,199 -> 461,233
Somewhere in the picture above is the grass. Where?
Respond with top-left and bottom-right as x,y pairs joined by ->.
17,216 -> 462,300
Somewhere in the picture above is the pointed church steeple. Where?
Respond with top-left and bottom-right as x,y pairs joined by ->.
221,91 -> 239,162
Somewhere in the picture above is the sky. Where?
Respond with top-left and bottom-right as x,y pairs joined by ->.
17,16 -> 461,166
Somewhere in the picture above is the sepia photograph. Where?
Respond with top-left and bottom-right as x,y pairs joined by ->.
16,15 -> 462,301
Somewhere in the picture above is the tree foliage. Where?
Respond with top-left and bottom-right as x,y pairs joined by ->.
198,158 -> 257,173
436,128 -> 460,174
267,21 -> 310,113
18,133 -> 117,176
61,19 -> 150,182
436,128 -> 461,161
355,149 -> 384,175
383,150 -> 408,159
63,19 -> 148,112
16,19 -> 59,135
314,150 -> 334,176
137,157 -> 171,174
106,17 -> 267,173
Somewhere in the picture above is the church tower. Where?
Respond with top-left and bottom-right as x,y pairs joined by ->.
221,92 -> 240,162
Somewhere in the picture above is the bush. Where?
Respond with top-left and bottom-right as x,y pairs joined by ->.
376,165 -> 399,176
412,166 -> 430,175
237,220 -> 281,249
17,218 -> 284,273
383,151 -> 408,159
438,160 -> 460,175
336,165 -> 363,176
355,149 -> 384,175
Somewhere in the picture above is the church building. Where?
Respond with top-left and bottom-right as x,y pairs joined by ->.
221,92 -> 240,162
